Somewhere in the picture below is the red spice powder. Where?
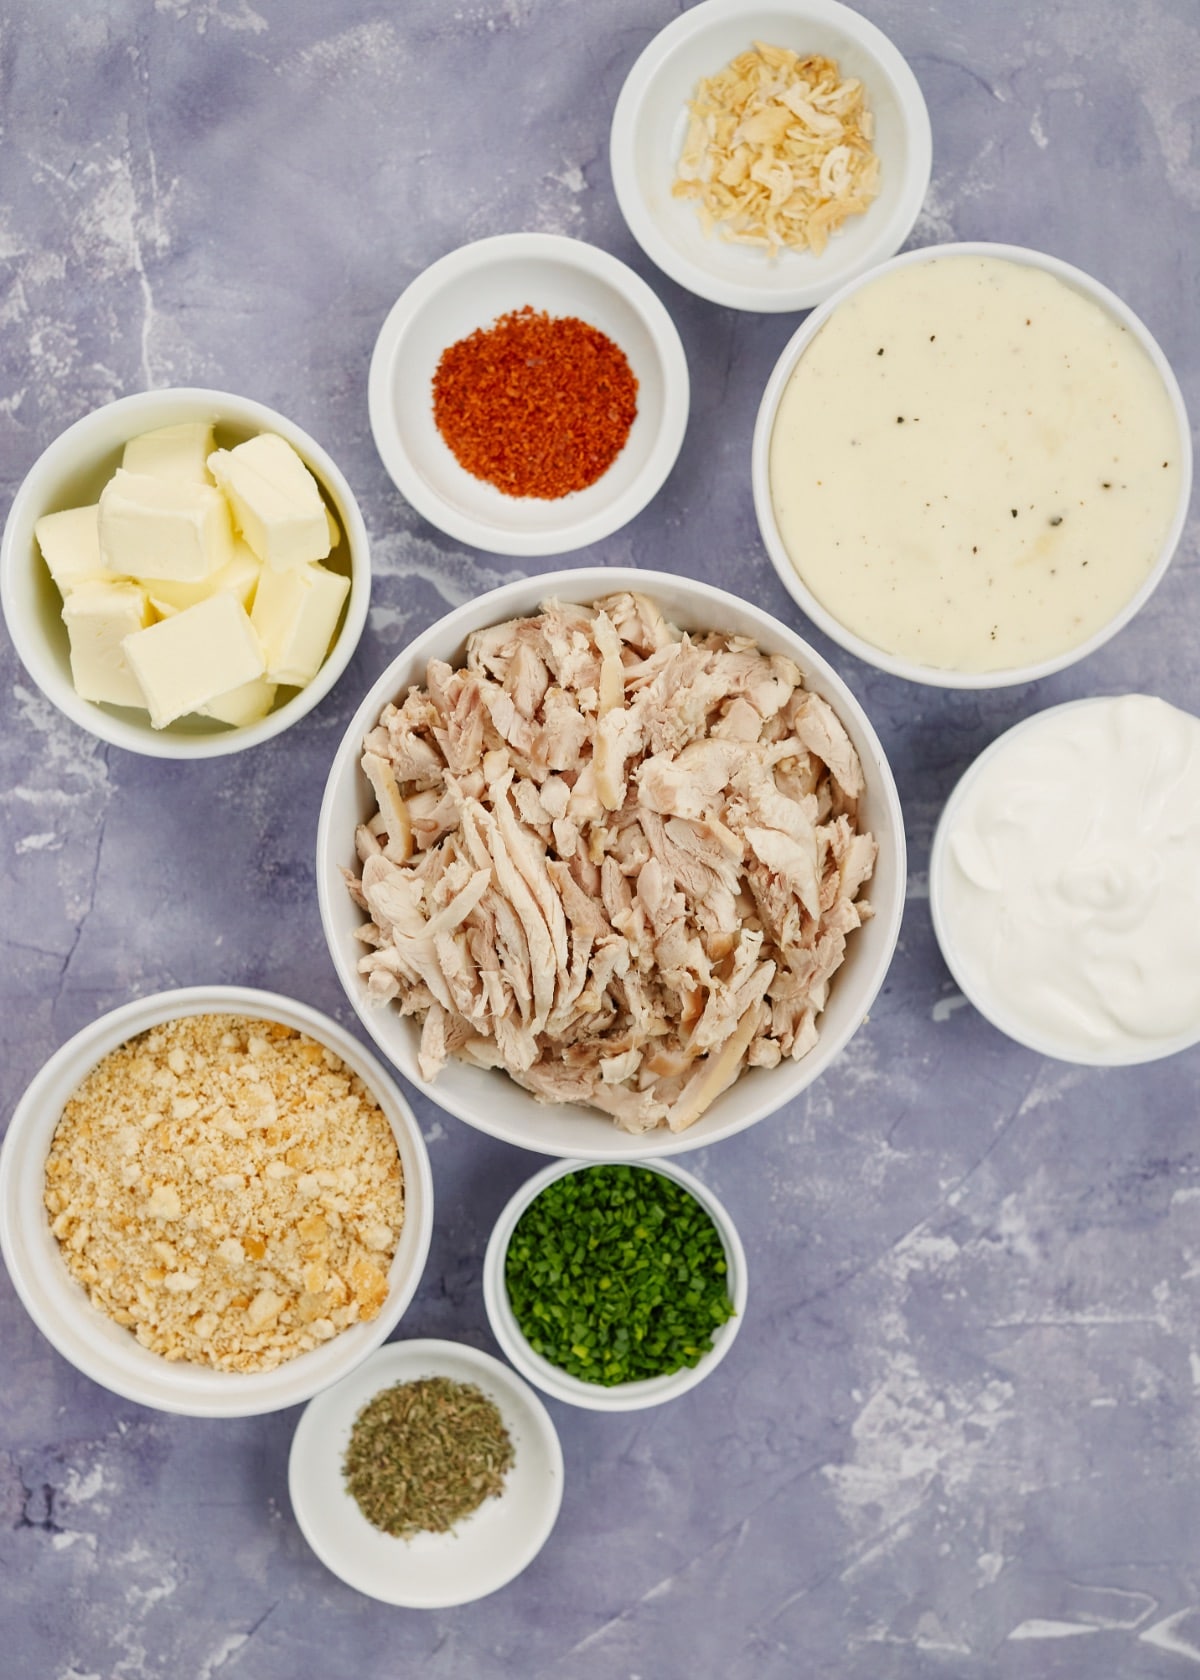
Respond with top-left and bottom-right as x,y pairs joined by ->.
432,306 -> 639,500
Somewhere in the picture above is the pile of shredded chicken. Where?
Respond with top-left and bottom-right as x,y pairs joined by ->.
345,594 -> 877,1134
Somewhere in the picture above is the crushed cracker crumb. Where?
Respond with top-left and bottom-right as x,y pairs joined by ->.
44,1014 -> 405,1373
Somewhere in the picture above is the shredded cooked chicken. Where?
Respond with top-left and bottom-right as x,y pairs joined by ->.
673,44 -> 880,257
346,594 -> 877,1134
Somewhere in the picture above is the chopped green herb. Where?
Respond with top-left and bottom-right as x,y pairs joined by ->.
343,1376 -> 514,1539
505,1166 -> 735,1386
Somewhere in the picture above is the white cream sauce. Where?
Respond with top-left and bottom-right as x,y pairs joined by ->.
769,256 -> 1183,672
938,695 -> 1200,1060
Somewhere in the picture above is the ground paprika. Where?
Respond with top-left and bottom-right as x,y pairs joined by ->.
431,305 -> 638,499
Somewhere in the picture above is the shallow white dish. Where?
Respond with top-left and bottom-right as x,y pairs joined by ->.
0,987 -> 433,1417
752,241 -> 1193,687
288,1337 -> 564,1606
316,565 -> 906,1159
930,696 -> 1200,1065
610,0 -> 931,313
482,1158 -> 748,1413
0,388 -> 370,758
367,233 -> 689,556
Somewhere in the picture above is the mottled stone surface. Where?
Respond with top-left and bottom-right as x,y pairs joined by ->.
2,2 -> 1199,1676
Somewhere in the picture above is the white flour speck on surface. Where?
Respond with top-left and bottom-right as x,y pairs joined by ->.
1009,1619 -> 1097,1640
154,0 -> 268,34
1139,1609 -> 1200,1664
196,1633 -> 250,1679
932,992 -> 969,1023
822,1350 -> 1014,1539
15,831 -> 61,853
285,17 -> 403,79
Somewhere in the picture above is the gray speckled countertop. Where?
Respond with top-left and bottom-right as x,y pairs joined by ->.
2,3 -> 1199,1676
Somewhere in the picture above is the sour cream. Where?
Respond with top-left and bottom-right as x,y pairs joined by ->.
932,695 -> 1200,1063
768,255 -> 1184,673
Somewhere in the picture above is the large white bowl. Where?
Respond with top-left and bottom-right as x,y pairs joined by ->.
368,233 -> 689,556
316,566 -> 906,1158
482,1158 -> 748,1412
288,1337 -> 564,1606
752,241 -> 1193,687
610,0 -> 932,313
0,987 -> 433,1417
0,388 -> 370,758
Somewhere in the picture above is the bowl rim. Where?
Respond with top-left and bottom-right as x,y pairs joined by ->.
0,985 -> 434,1416
929,693 -> 1200,1066
609,0 -> 933,313
315,563 -> 907,1158
751,240 -> 1195,687
481,1157 -> 749,1411
287,1336 -> 565,1606
0,386 -> 371,759
366,231 -> 690,556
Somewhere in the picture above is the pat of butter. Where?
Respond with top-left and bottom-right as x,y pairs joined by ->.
207,434 -> 332,571
34,504 -> 118,594
141,539 -> 261,617
62,579 -> 153,709
250,561 -> 349,687
122,422 -> 216,484
123,592 -> 265,729
200,677 -> 278,727
99,469 -> 236,583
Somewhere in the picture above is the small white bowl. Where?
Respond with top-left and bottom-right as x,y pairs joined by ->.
367,233 -> 689,556
0,388 -> 370,758
752,241 -> 1193,687
0,987 -> 433,1417
316,565 -> 906,1159
482,1158 -> 748,1412
927,692 -> 1196,1061
610,0 -> 931,313
288,1337 -> 564,1605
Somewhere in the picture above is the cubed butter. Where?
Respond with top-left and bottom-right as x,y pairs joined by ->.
62,579 -> 153,709
207,434 -> 331,571
199,677 -> 278,728
123,593 -> 265,729
251,562 -> 349,688
121,422 -> 216,484
35,504 -> 118,595
98,469 -> 235,583
141,539 -> 261,617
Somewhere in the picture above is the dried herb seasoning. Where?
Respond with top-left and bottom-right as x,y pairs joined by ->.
504,1165 -> 735,1386
343,1376 -> 515,1538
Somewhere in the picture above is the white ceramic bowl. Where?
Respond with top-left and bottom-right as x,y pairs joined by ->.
483,1158 -> 747,1412
753,241 -> 1193,687
930,695 -> 1200,1066
0,986 -> 433,1417
0,388 -> 370,758
288,1337 -> 564,1605
610,0 -> 931,313
316,565 -> 906,1159
367,233 -> 689,556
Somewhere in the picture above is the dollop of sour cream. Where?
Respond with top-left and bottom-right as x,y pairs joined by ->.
935,695 -> 1200,1061
769,256 -> 1183,673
